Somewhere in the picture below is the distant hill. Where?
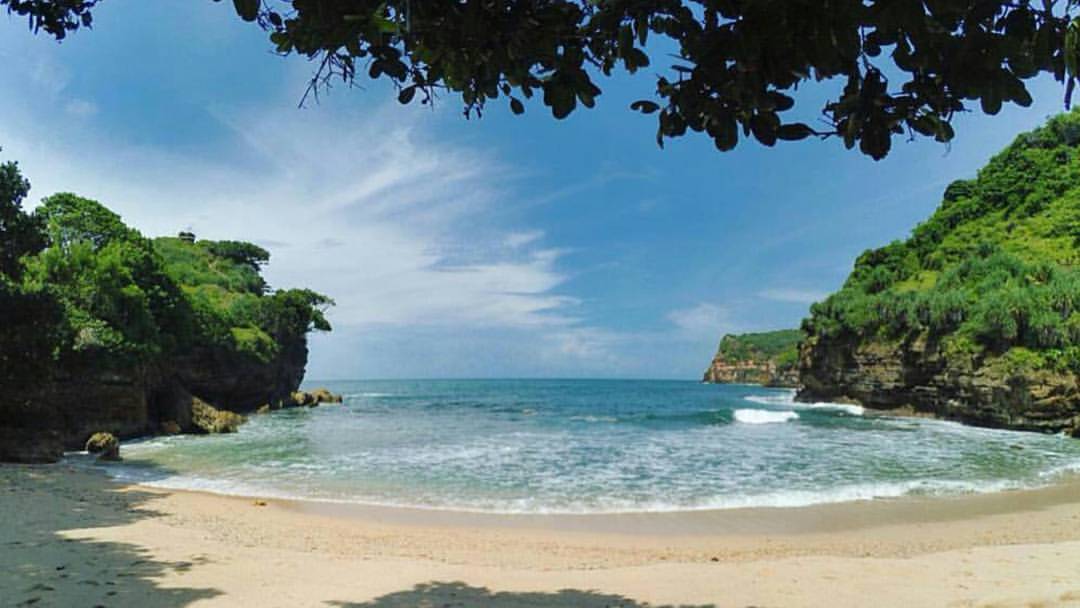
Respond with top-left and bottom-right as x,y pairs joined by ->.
703,330 -> 801,387
799,110 -> 1080,436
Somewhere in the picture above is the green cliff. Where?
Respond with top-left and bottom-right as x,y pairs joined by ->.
0,160 -> 333,461
703,330 -> 801,387
799,111 -> 1080,435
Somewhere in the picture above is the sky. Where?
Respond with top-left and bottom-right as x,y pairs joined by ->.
0,2 -> 1070,380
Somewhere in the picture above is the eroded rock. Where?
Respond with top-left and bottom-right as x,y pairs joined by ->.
85,432 -> 120,461
190,398 -> 246,434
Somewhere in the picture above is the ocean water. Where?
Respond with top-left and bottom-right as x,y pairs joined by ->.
108,379 -> 1080,514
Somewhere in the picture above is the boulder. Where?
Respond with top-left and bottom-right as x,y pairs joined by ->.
290,391 -> 317,407
85,432 -> 120,461
159,420 -> 182,435
0,429 -> 63,463
255,404 -> 271,415
190,397 -> 246,434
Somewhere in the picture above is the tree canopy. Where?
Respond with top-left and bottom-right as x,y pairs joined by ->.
0,154 -> 332,377
10,1 -> 1080,159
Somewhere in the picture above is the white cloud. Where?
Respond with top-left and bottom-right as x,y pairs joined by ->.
0,92 -> 614,376
504,230 -> 544,249
666,303 -> 734,335
64,99 -> 98,117
757,287 -> 828,305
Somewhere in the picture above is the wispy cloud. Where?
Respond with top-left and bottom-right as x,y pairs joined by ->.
0,76 -> 624,375
64,99 -> 97,117
666,303 -> 735,335
757,287 -> 828,305
504,230 -> 544,249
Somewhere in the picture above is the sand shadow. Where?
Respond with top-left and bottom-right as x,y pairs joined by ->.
327,580 -> 719,608
1,461 -> 221,607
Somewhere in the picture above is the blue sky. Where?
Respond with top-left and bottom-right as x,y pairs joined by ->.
0,1 -> 1069,379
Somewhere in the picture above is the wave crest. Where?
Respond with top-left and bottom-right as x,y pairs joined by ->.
733,409 -> 799,424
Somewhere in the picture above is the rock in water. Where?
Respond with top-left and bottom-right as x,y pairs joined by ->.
309,388 -> 343,404
190,398 -> 246,434
289,388 -> 343,407
85,432 -> 120,461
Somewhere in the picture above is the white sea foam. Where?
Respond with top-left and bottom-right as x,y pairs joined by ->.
95,381 -> 1080,517
733,409 -> 799,424
98,464 -> 1035,515
569,415 -> 619,423
743,391 -> 865,416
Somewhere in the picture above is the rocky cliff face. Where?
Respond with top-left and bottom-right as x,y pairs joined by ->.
797,335 -> 1080,436
170,340 -> 307,413
702,330 -> 802,388
703,357 -> 799,387
0,338 -> 310,462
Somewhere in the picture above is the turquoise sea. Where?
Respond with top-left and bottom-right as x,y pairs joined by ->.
110,379 -> 1080,514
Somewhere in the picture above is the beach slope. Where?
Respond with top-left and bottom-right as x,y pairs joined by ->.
3,464 -> 1080,607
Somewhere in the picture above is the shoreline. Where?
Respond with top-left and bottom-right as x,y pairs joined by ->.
145,469 -> 1080,538
4,462 -> 1080,606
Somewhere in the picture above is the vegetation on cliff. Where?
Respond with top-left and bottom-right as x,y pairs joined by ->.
1,184 -> 332,376
800,110 -> 1080,433
0,155 -> 333,456
804,111 -> 1080,376
703,330 -> 801,387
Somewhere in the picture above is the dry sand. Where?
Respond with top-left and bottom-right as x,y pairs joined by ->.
2,462 -> 1080,607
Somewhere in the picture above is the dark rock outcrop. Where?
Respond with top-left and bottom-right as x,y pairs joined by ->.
797,335 -> 1080,436
171,341 -> 307,413
0,428 -> 63,463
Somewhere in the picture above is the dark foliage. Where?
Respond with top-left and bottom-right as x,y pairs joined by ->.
12,1 -> 1080,159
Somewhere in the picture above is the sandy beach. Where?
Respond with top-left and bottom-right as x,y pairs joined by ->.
1,463 -> 1079,607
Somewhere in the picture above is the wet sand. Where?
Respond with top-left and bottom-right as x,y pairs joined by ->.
3,462 -> 1080,607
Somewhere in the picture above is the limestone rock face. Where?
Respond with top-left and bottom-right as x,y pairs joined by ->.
702,331 -> 802,389
85,432 -> 120,461
702,358 -> 800,387
797,335 -> 1080,436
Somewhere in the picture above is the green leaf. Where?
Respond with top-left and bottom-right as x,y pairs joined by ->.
232,0 -> 259,22
776,123 -> 813,141
630,100 -> 659,114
